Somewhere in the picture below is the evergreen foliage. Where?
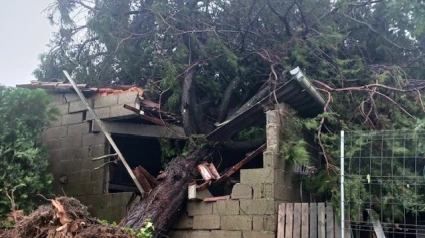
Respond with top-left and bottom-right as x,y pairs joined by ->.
0,86 -> 56,219
35,0 -> 425,223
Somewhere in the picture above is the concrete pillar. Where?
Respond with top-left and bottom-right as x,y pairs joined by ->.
265,109 -> 283,153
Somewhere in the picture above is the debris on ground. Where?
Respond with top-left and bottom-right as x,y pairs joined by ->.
1,196 -> 133,238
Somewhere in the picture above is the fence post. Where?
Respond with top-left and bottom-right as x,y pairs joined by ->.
340,130 -> 345,238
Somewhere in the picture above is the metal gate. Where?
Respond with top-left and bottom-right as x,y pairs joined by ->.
341,130 -> 425,238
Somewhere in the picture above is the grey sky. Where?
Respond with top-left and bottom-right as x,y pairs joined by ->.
0,0 -> 55,87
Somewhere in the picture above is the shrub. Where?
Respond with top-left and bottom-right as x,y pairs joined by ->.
0,86 -> 57,219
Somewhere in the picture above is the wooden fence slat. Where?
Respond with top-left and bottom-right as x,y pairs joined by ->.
334,213 -> 342,238
285,203 -> 294,238
310,203 -> 318,238
318,203 -> 326,238
301,203 -> 309,238
278,203 -> 286,238
278,203 -> 341,238
293,203 -> 302,238
326,203 -> 335,238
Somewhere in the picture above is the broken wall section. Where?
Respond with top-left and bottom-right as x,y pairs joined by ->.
171,110 -> 300,238
42,91 -> 140,222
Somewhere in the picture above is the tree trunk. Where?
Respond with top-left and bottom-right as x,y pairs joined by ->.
122,141 -> 210,237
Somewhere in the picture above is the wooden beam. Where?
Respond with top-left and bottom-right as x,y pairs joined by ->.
92,121 -> 186,139
213,143 -> 266,185
63,70 -> 145,195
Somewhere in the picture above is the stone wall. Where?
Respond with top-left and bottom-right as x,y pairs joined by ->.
171,110 -> 300,238
42,91 -> 140,222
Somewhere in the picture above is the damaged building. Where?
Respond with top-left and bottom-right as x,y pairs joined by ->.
17,67 -> 332,237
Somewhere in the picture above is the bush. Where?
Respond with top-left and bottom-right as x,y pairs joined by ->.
0,86 -> 57,219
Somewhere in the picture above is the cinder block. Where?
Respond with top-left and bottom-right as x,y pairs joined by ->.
86,107 -> 110,120
45,139 -> 61,150
263,151 -> 285,170
55,104 -> 69,114
67,170 -> 92,184
89,144 -> 107,157
173,213 -> 193,229
42,126 -> 67,139
82,181 -> 103,195
49,93 -> 65,105
69,100 -> 90,113
211,230 -> 242,238
266,110 -> 280,124
48,149 -> 67,162
215,200 -> 239,215
64,93 -> 81,102
187,201 -> 214,216
65,183 -> 84,196
240,168 -> 285,185
60,135 -> 83,148
231,184 -> 252,199
62,112 -> 83,125
94,94 -> 118,108
240,168 -> 272,184
118,91 -> 140,104
253,215 -> 276,231
59,159 -> 81,173
171,231 -> 212,238
221,215 -> 252,230
120,192 -> 134,205
66,147 -> 90,160
67,123 -> 90,136
83,133 -> 106,146
252,183 -> 274,199
240,199 -> 276,215
242,231 -> 275,238
109,103 -> 138,118
91,169 -> 105,182
86,194 -> 111,209
193,215 -> 220,229
196,189 -> 213,200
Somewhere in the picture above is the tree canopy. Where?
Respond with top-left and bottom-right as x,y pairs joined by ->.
35,0 -> 425,217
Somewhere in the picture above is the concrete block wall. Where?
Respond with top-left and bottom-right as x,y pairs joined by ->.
43,93 -> 107,199
85,91 -> 141,121
42,91 -> 142,222
172,110 -> 300,237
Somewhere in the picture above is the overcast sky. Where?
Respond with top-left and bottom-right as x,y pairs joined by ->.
0,0 -> 55,87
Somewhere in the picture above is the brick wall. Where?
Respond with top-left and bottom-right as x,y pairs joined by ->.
171,110 -> 300,238
42,91 -> 141,222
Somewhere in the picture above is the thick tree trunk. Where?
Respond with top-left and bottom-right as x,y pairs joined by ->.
122,141 -> 210,237
181,68 -> 197,135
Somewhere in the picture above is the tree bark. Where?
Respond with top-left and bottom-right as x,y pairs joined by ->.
122,141 -> 210,237
181,68 -> 197,135
217,76 -> 242,123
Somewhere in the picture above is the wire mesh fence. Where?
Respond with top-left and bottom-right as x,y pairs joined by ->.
342,130 -> 425,238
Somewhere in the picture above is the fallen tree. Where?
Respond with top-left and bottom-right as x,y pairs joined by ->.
122,140 -> 210,234
35,0 -> 425,236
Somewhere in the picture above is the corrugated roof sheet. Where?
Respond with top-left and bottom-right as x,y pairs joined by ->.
206,67 -> 326,143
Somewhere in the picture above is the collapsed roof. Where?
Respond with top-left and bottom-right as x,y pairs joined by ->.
206,67 -> 326,143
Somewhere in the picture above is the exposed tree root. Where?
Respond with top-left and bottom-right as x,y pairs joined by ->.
1,197 -> 132,238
